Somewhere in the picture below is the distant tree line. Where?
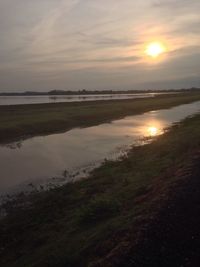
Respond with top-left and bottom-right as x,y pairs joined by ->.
0,88 -> 199,96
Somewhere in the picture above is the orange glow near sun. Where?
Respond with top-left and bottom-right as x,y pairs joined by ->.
146,42 -> 166,58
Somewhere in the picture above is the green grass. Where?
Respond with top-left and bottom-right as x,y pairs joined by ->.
1,92 -> 200,143
1,111 -> 200,267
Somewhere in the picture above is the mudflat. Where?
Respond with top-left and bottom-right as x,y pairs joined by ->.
1,92 -> 200,144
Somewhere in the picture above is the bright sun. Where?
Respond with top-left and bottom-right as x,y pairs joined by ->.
146,42 -> 165,58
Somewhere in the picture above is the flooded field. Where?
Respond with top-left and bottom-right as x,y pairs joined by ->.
0,101 -> 200,195
0,93 -> 163,106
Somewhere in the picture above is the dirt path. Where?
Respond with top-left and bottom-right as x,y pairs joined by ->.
122,152 -> 200,267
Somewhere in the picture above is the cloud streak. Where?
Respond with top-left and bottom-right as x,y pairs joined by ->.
0,0 -> 199,91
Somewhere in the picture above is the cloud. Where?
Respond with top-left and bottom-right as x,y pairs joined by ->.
152,0 -> 198,9
0,0 -> 199,91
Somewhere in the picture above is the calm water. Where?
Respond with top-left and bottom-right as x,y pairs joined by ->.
0,101 -> 200,195
0,93 -> 162,106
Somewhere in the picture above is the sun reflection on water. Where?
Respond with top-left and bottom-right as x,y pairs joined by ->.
148,126 -> 159,137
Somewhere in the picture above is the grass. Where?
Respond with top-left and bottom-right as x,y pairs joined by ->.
1,109 -> 200,267
1,92 -> 200,143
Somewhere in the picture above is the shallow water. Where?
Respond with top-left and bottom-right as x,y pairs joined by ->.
0,101 -> 200,195
0,93 -> 163,106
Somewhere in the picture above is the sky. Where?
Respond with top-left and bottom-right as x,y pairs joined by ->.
0,0 -> 199,92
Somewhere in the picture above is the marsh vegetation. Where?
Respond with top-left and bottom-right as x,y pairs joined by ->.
0,93 -> 200,267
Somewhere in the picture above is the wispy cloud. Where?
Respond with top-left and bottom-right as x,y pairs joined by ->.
0,0 -> 199,91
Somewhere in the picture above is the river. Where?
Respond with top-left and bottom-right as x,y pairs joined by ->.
0,101 -> 199,195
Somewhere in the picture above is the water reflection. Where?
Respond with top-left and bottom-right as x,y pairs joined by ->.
147,126 -> 159,137
5,141 -> 23,150
0,93 -> 167,106
0,101 -> 199,195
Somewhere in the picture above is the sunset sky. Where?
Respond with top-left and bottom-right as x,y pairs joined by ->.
0,0 -> 199,91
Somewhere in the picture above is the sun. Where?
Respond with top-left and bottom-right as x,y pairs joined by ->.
146,42 -> 166,58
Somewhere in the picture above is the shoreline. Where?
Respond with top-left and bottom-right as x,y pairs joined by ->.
1,111 -> 200,266
1,92 -> 200,144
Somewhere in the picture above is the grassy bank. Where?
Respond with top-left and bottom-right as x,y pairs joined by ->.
1,92 -> 200,143
1,110 -> 200,267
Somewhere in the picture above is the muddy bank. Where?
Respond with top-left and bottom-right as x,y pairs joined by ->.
0,113 -> 200,267
121,151 -> 200,267
1,92 -> 200,144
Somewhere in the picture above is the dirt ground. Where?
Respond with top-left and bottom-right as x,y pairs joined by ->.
121,151 -> 200,267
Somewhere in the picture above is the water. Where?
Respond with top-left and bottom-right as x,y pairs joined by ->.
0,93 -> 164,106
0,101 -> 199,195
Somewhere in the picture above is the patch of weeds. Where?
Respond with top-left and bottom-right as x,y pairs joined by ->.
78,197 -> 121,225
134,185 -> 152,197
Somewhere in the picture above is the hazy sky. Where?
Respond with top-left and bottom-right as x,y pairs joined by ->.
0,0 -> 199,91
